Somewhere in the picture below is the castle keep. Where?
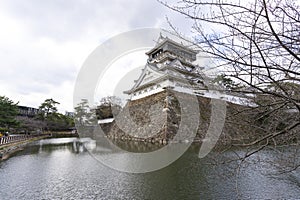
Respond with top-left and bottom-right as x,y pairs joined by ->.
99,35 -> 251,144
124,35 -> 208,100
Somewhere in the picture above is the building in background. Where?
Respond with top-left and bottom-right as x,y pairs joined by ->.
18,106 -> 40,117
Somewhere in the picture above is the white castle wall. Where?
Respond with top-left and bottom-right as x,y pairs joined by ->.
130,80 -> 254,107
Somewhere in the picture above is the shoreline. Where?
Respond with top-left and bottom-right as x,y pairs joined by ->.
0,132 -> 78,161
1,134 -> 298,162
0,135 -> 51,161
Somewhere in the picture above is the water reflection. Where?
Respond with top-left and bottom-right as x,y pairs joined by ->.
0,138 -> 299,200
111,139 -> 165,153
34,138 -> 97,154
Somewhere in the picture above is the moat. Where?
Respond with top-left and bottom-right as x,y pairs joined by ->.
0,138 -> 299,199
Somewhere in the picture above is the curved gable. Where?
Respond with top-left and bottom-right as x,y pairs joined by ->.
124,63 -> 165,94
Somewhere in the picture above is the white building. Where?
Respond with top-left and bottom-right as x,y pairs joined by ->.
124,35 -> 252,105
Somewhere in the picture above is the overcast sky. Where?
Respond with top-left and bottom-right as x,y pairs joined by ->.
0,0 -> 194,113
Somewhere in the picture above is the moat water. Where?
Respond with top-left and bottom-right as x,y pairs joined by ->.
0,138 -> 299,199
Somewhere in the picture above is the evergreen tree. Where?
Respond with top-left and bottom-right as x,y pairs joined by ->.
0,96 -> 19,131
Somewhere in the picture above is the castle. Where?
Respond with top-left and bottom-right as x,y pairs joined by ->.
124,34 -> 208,100
99,35 -> 251,144
124,34 -> 248,104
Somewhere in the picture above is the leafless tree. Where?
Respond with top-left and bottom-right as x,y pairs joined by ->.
160,0 -> 300,173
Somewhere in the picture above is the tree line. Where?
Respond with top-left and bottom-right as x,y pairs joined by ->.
0,96 -> 74,134
0,95 -> 123,134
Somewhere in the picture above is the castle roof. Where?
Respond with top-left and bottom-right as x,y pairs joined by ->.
145,35 -> 197,62
124,34 -> 207,98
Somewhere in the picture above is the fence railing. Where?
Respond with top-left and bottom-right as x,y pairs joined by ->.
0,134 -> 51,146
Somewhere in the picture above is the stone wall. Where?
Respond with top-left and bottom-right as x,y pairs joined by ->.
99,90 -> 299,147
99,90 -> 241,145
100,91 -> 168,143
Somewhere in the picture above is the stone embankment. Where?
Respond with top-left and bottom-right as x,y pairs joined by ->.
96,89 -> 300,149
50,132 -> 79,138
97,90 -> 256,147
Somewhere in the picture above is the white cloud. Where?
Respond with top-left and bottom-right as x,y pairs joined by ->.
94,50 -> 148,103
0,0 -> 194,112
